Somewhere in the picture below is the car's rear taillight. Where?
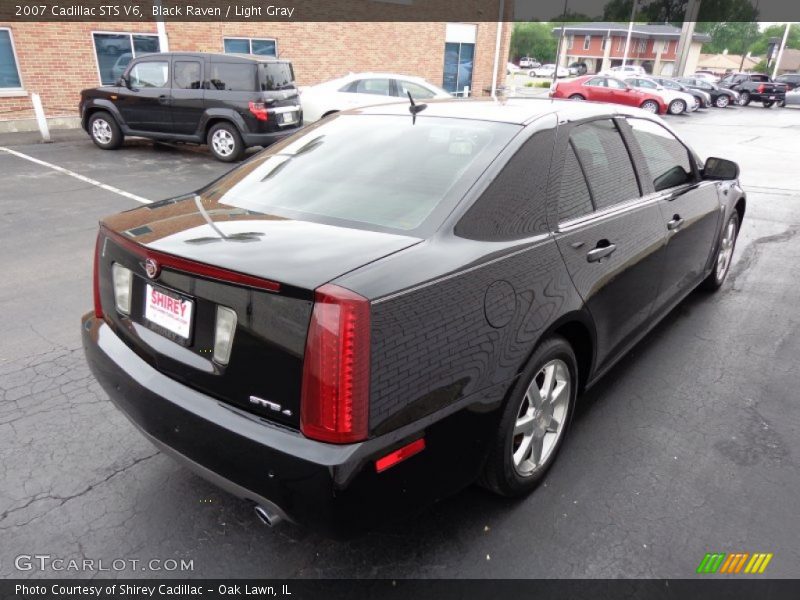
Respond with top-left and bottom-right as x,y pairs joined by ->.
301,284 -> 370,444
757,84 -> 765,93
248,101 -> 269,121
93,233 -> 104,319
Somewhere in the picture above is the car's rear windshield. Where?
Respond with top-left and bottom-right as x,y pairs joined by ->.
259,62 -> 294,91
211,115 -> 519,234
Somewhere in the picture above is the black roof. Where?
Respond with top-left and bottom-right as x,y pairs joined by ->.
147,51 -> 289,64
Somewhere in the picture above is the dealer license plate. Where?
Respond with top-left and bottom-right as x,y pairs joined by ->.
144,284 -> 194,340
281,111 -> 297,124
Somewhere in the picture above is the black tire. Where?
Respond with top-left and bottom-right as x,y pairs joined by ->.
568,93 -> 585,101
479,336 -> 578,497
715,94 -> 730,108
762,100 -> 775,108
88,111 -> 123,150
639,99 -> 660,113
739,91 -> 751,106
207,122 -> 244,162
668,99 -> 686,115
700,211 -> 740,292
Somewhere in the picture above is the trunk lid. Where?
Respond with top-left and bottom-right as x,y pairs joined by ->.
97,195 -> 420,428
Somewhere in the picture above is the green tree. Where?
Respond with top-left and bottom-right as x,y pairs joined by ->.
510,22 -> 558,64
701,22 -> 760,55
750,24 -> 800,56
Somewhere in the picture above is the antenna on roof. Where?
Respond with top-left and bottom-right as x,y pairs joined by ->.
407,91 -> 427,125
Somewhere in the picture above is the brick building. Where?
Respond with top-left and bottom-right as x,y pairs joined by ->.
0,19 -> 511,132
552,22 -> 710,76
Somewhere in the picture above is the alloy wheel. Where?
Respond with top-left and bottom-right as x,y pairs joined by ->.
211,129 -> 236,157
716,95 -> 729,108
511,359 -> 571,477
641,100 -> 659,113
716,218 -> 737,281
92,119 -> 113,144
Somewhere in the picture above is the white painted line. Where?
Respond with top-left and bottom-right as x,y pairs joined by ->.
0,146 -> 151,204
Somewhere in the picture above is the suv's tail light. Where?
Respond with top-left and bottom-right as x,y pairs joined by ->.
757,84 -> 765,93
248,101 -> 269,121
301,284 -> 370,444
93,233 -> 104,319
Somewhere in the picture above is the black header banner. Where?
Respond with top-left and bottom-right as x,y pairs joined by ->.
0,0 -> 799,22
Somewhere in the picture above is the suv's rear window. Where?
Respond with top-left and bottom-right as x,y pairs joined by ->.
209,63 -> 255,91
259,62 -> 294,91
211,115 -> 519,233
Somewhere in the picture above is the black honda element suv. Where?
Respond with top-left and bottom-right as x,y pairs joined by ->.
79,52 -> 302,161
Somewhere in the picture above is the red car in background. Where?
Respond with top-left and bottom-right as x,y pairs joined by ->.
550,75 -> 667,114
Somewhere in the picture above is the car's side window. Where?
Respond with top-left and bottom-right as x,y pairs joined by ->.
454,129 -> 555,241
569,119 -> 640,211
585,77 -> 605,87
173,61 -> 201,90
557,143 -> 594,222
607,78 -> 627,89
129,61 -> 169,88
355,78 -> 391,96
396,80 -> 436,99
627,118 -> 695,192
208,63 -> 255,91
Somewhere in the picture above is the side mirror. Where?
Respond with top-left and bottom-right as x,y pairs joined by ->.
703,157 -> 740,180
117,75 -> 130,88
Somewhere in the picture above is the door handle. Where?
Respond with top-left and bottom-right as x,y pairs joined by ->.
586,241 -> 617,263
158,95 -> 170,105
667,215 -> 684,231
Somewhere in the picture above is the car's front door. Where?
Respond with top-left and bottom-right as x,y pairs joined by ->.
622,117 -> 721,313
117,58 -> 173,133
606,77 -> 636,106
582,77 -> 609,102
170,58 -> 205,135
552,118 -> 668,369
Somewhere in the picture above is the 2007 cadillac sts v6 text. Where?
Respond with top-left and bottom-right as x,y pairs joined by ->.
82,98 -> 744,536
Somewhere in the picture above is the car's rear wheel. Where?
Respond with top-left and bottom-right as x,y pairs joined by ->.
640,100 -> 659,113
700,212 -> 739,292
762,100 -> 775,108
88,112 -> 123,150
739,91 -> 751,105
715,95 -> 730,108
668,99 -> 687,115
207,122 -> 244,162
568,94 -> 585,101
479,336 -> 577,496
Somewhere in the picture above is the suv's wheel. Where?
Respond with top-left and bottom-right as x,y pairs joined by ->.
715,95 -> 730,108
739,91 -> 751,105
700,212 -> 740,292
668,99 -> 686,115
88,112 -> 123,150
639,100 -> 660,113
480,336 -> 578,496
207,122 -> 244,162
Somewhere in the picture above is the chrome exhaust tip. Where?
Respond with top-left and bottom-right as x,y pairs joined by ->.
254,504 -> 283,527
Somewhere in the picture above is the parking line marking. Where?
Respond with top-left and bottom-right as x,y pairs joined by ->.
0,146 -> 151,204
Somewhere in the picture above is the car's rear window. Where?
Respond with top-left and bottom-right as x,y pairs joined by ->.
212,115 -> 519,233
259,62 -> 294,91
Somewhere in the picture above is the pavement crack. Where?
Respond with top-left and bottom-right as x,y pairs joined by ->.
727,227 -> 798,289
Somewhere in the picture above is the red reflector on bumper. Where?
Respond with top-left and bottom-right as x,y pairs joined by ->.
375,438 -> 425,473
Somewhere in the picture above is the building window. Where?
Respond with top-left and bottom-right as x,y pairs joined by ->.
93,32 -> 160,85
583,35 -> 592,50
638,39 -> 647,53
443,23 -> 476,96
0,28 -> 23,89
601,37 -> 609,51
617,37 -> 625,51
223,37 -> 277,57
567,35 -> 574,49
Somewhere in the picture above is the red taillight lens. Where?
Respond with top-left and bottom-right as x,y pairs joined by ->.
301,284 -> 370,444
248,101 -> 269,121
375,438 -> 425,473
757,84 -> 765,93
93,232 -> 104,319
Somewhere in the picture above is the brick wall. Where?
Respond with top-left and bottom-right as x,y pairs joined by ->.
0,20 -> 510,125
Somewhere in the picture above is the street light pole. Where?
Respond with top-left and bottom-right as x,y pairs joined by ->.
552,0 -> 569,91
772,23 -> 792,79
622,0 -> 637,68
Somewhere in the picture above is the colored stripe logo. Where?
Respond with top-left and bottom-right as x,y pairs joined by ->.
697,552 -> 773,574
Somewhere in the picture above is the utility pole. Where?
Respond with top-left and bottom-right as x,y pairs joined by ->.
622,0 -> 637,68
552,0 -> 569,90
674,0 -> 701,77
772,23 -> 792,78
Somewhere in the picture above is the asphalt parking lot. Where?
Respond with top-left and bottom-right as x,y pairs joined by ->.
1,104 -> 798,579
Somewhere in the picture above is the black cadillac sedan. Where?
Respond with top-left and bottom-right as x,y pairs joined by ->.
82,98 -> 744,536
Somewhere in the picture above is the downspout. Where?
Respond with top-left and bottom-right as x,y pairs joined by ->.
491,0 -> 505,100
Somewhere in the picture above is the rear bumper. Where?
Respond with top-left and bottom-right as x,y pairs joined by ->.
81,313 -> 489,536
242,126 -> 302,148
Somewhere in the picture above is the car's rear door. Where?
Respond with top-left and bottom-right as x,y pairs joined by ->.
552,117 -> 668,369
582,77 -> 609,102
170,57 -> 205,135
621,117 -> 721,313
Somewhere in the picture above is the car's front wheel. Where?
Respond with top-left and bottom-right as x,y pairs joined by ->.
207,122 -> 244,162
668,99 -> 687,115
88,112 -> 123,150
480,336 -> 577,496
715,95 -> 730,108
700,212 -> 740,292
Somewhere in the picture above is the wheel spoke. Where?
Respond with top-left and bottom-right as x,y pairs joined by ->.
514,434 -> 533,466
514,413 -> 535,436
540,364 -> 556,403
